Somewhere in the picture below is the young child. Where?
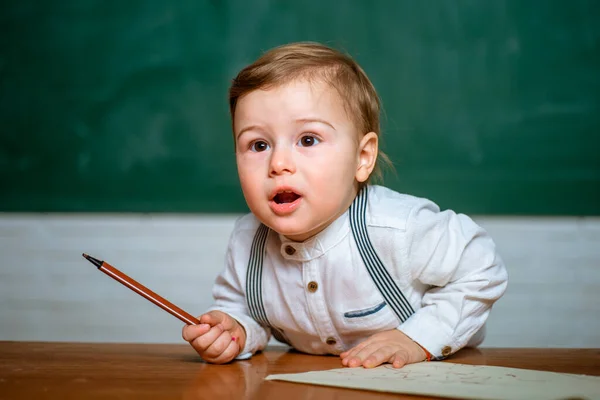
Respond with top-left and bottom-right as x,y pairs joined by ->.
182,42 -> 508,368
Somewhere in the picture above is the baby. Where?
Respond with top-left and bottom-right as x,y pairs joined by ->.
182,42 -> 508,368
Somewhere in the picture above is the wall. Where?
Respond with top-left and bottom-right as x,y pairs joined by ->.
1,214 -> 599,348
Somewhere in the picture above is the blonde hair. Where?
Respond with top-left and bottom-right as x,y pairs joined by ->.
228,41 -> 391,183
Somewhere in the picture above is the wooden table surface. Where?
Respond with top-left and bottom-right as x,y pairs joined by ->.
0,342 -> 598,399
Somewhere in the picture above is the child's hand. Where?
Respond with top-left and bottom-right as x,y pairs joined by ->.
182,310 -> 247,364
340,329 -> 426,369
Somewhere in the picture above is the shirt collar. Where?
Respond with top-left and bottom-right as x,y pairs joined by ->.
277,210 -> 350,261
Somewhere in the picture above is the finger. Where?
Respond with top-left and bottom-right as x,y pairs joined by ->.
340,349 -> 351,359
362,346 -> 395,368
207,336 -> 240,364
342,343 -> 375,367
343,349 -> 365,367
341,357 -> 349,366
341,347 -> 360,366
203,330 -> 233,359
344,348 -> 369,368
202,311 -> 237,332
340,341 -> 371,365
346,343 -> 386,368
200,311 -> 226,327
191,325 -> 223,353
182,323 -> 211,342
390,350 -> 409,368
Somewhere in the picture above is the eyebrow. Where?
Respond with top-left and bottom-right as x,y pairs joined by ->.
236,125 -> 263,141
295,118 -> 336,131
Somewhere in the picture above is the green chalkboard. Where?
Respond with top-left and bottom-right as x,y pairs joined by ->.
2,1 -> 599,215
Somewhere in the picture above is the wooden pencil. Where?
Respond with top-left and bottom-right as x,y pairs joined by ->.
82,253 -> 200,325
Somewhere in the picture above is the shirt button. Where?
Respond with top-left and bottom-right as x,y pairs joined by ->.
441,346 -> 452,357
284,245 -> 296,255
325,337 -> 337,345
307,281 -> 318,292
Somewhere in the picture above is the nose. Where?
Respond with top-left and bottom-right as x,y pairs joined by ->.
269,145 -> 296,176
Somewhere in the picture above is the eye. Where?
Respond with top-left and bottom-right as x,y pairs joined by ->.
250,140 -> 270,152
298,135 -> 320,147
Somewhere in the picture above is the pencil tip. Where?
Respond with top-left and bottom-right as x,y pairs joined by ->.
82,253 -> 103,268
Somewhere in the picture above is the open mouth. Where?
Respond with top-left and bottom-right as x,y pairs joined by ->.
273,190 -> 301,204
269,188 -> 303,215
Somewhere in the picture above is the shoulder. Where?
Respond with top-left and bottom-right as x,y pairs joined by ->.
233,212 -> 263,232
366,185 -> 487,249
228,212 -> 263,247
366,185 -> 441,231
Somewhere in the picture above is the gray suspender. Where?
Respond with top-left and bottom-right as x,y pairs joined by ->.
348,186 -> 415,322
245,224 -> 270,327
245,186 -> 415,334
245,223 -> 290,344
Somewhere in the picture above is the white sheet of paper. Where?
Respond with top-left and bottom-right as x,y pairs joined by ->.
266,362 -> 600,400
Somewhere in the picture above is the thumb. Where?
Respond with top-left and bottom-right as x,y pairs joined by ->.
200,310 -> 229,328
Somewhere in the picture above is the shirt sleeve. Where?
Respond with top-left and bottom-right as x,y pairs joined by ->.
397,201 -> 508,359
206,220 -> 271,359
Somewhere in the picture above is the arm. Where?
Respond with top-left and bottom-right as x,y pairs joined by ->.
341,199 -> 508,368
206,221 -> 271,359
398,201 -> 508,359
183,220 -> 271,362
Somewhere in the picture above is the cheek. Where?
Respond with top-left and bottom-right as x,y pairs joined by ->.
236,157 -> 260,192
237,153 -> 261,173
237,172 -> 263,211
307,162 -> 356,202
238,170 -> 258,191
309,149 -> 357,180
237,160 -> 271,205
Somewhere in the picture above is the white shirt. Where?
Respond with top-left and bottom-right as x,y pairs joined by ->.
208,185 -> 508,359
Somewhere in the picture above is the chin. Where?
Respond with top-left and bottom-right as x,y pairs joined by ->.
266,220 -> 311,240
271,223 -> 304,237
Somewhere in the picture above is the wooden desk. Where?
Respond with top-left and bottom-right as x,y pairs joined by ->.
1,342 -> 598,399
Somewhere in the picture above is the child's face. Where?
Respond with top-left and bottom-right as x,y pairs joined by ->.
234,79 -> 372,241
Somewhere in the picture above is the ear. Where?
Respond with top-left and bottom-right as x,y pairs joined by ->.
355,132 -> 378,183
